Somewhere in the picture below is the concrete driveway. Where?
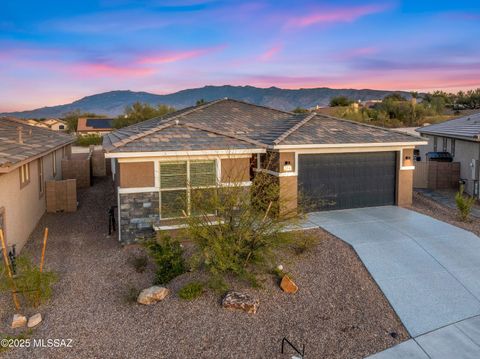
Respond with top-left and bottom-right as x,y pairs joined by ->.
304,206 -> 480,357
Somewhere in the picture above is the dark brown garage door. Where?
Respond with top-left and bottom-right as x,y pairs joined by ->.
298,152 -> 397,211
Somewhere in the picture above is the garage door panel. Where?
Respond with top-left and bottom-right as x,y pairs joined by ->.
299,152 -> 396,211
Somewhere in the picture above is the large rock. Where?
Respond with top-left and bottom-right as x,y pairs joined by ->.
222,291 -> 259,314
27,313 -> 42,328
280,275 -> 298,294
137,286 -> 169,305
11,314 -> 27,329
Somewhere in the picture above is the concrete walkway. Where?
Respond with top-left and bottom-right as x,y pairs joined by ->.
300,206 -> 480,358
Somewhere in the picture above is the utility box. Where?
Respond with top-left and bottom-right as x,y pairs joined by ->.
470,159 -> 479,180
46,179 -> 77,213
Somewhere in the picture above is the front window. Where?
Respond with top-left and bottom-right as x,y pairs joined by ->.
19,163 -> 30,188
159,160 -> 217,219
442,138 -> 448,152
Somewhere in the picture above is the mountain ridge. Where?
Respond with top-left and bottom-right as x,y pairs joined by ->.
1,85 -> 413,119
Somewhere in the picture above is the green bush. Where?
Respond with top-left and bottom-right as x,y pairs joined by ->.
75,134 -> 103,146
0,256 -> 57,308
129,254 -> 148,273
455,184 -> 476,221
185,166 -> 296,288
178,281 -> 204,300
143,235 -> 186,285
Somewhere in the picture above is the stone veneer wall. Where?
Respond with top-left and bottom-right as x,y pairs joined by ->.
119,192 -> 159,244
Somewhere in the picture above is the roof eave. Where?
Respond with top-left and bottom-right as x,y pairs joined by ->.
270,141 -> 428,150
416,130 -> 480,142
105,148 -> 266,158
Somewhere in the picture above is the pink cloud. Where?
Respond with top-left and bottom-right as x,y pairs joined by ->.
258,44 -> 282,62
286,4 -> 391,28
71,62 -> 155,77
138,45 -> 225,65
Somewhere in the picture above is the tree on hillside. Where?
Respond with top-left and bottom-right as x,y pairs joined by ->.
329,96 -> 353,107
196,99 -> 206,105
113,102 -> 175,128
382,93 -> 407,102
62,110 -> 103,133
292,107 -> 309,114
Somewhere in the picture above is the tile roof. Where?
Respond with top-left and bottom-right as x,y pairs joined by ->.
278,114 -> 424,145
0,117 -> 74,170
104,99 -> 424,153
416,112 -> 480,141
110,123 -> 262,152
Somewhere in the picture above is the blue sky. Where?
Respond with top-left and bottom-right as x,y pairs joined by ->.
1,0 -> 479,111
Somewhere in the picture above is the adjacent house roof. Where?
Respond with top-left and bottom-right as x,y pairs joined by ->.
77,118 -> 114,132
0,117 -> 74,172
416,112 -> 480,141
103,99 -> 425,154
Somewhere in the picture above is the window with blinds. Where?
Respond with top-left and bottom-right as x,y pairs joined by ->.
190,161 -> 216,187
159,160 -> 217,219
160,162 -> 187,189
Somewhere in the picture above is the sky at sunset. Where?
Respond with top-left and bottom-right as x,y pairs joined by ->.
1,0 -> 480,111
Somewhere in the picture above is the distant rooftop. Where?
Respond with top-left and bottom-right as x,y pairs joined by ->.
417,112 -> 480,141
77,118 -> 114,133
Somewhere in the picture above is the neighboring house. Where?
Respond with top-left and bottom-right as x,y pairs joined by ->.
42,118 -> 67,131
77,117 -> 114,135
103,99 -> 426,243
416,112 -> 480,197
0,118 -> 74,251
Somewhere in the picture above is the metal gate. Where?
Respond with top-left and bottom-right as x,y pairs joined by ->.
298,152 -> 397,211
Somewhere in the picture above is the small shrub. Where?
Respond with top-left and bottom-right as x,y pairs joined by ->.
178,281 -> 204,300
129,254 -> 148,273
455,184 -> 476,222
123,286 -> 140,304
291,232 -> 318,255
143,235 -> 186,285
0,256 -> 57,308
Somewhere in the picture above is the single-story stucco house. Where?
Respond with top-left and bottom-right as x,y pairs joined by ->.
416,112 -> 480,198
0,118 -> 74,251
103,99 -> 426,243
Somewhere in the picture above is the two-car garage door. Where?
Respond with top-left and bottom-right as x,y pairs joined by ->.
298,152 -> 397,211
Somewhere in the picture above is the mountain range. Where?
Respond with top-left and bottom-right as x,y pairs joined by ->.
1,85 -> 413,119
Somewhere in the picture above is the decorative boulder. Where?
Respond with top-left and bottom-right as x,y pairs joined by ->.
11,314 -> 27,329
137,286 -> 169,305
222,291 -> 259,314
280,275 -> 298,294
27,313 -> 42,328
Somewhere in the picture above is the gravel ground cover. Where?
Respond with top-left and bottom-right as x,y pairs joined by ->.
0,178 -> 407,358
410,191 -> 480,237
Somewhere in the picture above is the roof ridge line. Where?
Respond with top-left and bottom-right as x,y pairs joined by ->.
223,98 -> 295,115
108,98 -> 226,149
183,122 -> 267,148
273,113 -> 316,145
315,112 -> 424,140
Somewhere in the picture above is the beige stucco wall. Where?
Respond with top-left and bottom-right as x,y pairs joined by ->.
0,147 -> 68,251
